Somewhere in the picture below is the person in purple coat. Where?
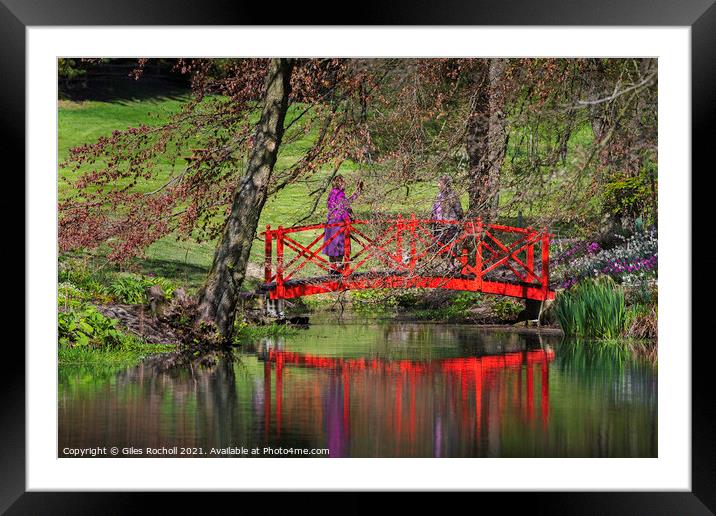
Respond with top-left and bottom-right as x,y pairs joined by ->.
323,175 -> 363,273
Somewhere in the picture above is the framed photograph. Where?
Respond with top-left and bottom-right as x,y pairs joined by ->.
8,0 -> 710,511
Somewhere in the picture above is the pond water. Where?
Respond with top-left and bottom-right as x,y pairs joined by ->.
58,319 -> 657,458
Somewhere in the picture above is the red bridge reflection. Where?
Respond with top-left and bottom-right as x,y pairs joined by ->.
261,348 -> 554,456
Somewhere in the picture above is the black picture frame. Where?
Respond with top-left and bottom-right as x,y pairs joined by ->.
6,0 -> 710,512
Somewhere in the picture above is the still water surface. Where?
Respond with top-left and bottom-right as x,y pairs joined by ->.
59,319 -> 657,457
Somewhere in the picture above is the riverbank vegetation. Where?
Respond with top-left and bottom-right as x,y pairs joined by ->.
58,255 -> 298,368
552,226 -> 657,347
554,276 -> 627,339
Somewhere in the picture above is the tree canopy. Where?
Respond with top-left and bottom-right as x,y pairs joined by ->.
60,57 -> 656,261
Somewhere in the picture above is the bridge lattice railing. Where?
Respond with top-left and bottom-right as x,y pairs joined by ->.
262,215 -> 553,300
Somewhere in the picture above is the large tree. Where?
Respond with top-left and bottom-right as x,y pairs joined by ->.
195,58 -> 294,335
466,58 -> 508,223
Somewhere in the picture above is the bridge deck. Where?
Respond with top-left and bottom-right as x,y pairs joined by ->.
261,270 -> 555,301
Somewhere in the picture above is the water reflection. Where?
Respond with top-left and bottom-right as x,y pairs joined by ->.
58,322 -> 657,458
258,346 -> 553,457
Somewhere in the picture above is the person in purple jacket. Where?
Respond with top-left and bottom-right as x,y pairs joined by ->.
323,175 -> 363,273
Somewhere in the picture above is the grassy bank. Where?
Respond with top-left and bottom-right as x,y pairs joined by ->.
59,342 -> 175,368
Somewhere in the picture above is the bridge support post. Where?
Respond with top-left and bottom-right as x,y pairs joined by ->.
264,294 -> 285,319
541,231 -> 551,298
276,226 -> 285,298
264,225 -> 273,284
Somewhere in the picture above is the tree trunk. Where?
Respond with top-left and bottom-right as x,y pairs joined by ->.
466,58 -> 508,225
196,58 -> 294,338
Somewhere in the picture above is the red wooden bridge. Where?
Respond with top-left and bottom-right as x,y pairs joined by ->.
262,215 -> 555,302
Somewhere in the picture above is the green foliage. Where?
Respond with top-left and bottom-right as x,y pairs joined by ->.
58,59 -> 88,80
492,298 -> 523,320
58,58 -> 112,82
392,290 -> 423,308
58,260 -> 179,363
408,292 -> 481,322
57,281 -> 92,309
450,292 -> 483,310
60,256 -> 180,306
350,289 -> 400,314
58,302 -> 175,368
351,289 -> 397,306
351,289 -> 483,318
602,162 -> 657,226
624,276 -> 657,306
59,342 -> 174,368
555,276 -> 626,339
58,257 -> 113,302
349,289 -> 523,323
58,305 -> 126,349
108,274 -> 176,304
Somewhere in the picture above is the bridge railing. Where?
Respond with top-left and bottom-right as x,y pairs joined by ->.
262,215 -> 554,300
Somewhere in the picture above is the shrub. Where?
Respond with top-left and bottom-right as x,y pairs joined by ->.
393,290 -> 421,308
351,289 -> 399,313
59,257 -> 111,295
625,304 -> 658,340
109,274 -> 176,304
554,276 -> 626,339
58,306 -> 126,349
623,275 -> 657,306
108,276 -> 148,304
58,257 -> 93,286
58,257 -> 115,303
451,292 -> 483,311
602,164 -> 657,228
58,281 -> 90,309
491,298 -> 523,321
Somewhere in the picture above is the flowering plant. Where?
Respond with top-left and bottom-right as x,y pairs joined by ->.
553,228 -> 657,289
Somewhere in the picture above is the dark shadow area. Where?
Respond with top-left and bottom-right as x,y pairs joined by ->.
133,257 -> 208,289
60,77 -> 190,103
59,58 -> 190,102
